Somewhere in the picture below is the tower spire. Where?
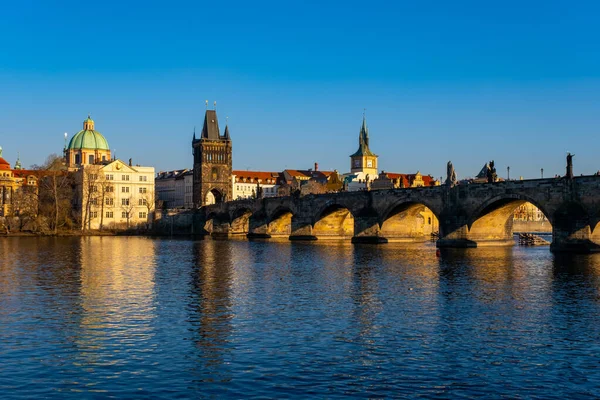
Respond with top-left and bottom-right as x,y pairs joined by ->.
14,152 -> 22,170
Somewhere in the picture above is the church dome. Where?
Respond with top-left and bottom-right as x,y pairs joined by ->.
0,157 -> 10,171
67,115 -> 110,151
0,147 -> 10,170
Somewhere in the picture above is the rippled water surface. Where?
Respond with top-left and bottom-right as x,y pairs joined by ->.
1,236 -> 600,398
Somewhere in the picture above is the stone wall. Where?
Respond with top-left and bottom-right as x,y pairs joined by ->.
513,220 -> 552,233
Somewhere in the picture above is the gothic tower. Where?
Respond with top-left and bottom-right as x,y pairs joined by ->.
350,115 -> 378,177
192,109 -> 232,207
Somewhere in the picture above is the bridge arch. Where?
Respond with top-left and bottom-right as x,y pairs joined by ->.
267,207 -> 295,237
204,211 -> 229,236
230,207 -> 253,236
312,203 -> 354,240
380,201 -> 440,242
205,188 -> 224,205
467,194 -> 552,245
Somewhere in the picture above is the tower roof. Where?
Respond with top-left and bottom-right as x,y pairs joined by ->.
350,115 -> 376,157
67,115 -> 110,151
201,110 -> 221,140
223,124 -> 230,140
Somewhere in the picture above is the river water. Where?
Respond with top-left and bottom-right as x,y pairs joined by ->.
0,236 -> 599,398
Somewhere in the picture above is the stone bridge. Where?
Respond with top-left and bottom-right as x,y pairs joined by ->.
200,176 -> 600,253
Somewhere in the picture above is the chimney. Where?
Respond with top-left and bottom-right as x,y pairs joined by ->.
314,162 -> 319,171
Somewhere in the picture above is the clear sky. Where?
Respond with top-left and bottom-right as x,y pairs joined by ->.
1,0 -> 599,180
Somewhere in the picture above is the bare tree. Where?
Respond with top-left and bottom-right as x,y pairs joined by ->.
80,165 -> 103,231
34,154 -> 74,233
95,172 -> 113,230
8,184 -> 38,231
139,187 -> 156,228
120,195 -> 135,228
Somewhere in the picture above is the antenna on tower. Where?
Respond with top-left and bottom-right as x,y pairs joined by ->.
205,100 -> 208,109
64,132 -> 68,149
214,101 -> 217,110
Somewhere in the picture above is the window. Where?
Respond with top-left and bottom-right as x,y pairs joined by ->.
105,174 -> 113,180
121,198 -> 129,206
89,155 -> 94,164
75,154 -> 81,164
90,211 -> 98,218
89,174 -> 98,180
106,185 -> 114,192
428,217 -> 431,225
91,185 -> 98,192
139,198 -> 147,206
139,212 -> 147,219
91,198 -> 98,205
139,187 -> 147,194
122,211 -> 127,218
139,176 -> 147,182
122,175 -> 130,181
106,211 -> 113,218
122,187 -> 130,193
106,198 -> 114,205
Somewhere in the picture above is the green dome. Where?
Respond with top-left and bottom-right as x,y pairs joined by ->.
67,129 -> 110,151
67,116 -> 110,151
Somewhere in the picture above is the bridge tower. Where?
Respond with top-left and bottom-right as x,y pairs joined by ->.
192,108 -> 232,207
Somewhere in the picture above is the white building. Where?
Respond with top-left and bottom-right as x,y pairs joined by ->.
76,159 -> 155,230
232,171 -> 281,200
156,169 -> 194,209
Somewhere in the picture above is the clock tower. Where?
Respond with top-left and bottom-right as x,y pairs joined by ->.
350,115 -> 378,177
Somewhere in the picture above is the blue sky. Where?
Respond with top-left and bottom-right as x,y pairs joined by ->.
1,0 -> 599,179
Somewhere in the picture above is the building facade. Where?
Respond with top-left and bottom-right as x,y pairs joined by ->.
192,109 -> 232,207
232,171 -> 281,200
75,160 -> 155,230
0,147 -> 38,217
156,169 -> 189,208
370,171 -> 440,190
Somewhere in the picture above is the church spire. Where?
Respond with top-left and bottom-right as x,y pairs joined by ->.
361,114 -> 369,148
14,152 -> 22,170
350,114 -> 376,158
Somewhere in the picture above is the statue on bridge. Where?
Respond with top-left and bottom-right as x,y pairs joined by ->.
445,161 -> 458,187
566,152 -> 574,179
486,160 -> 498,183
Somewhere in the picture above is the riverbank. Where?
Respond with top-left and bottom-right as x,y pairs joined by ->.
513,220 -> 552,233
1,230 -> 151,237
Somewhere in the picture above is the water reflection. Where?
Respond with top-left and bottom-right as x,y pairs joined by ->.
189,240 -> 234,379
2,237 -> 600,398
76,237 -> 158,366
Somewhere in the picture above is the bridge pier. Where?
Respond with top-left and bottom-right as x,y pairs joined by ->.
551,227 -> 600,253
289,216 -> 317,241
352,215 -> 387,244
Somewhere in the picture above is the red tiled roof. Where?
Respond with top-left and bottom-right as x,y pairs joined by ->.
233,170 -> 280,183
384,172 -> 438,187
